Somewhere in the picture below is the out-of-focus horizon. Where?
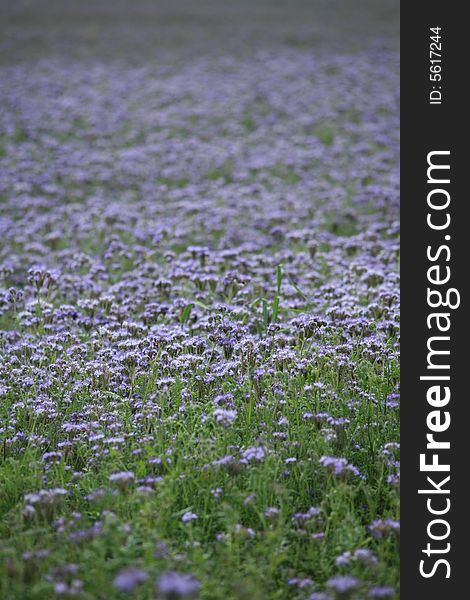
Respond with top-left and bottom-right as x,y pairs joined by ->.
1,0 -> 399,63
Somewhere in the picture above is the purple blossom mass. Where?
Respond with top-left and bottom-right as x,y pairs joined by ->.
327,575 -> 360,595
113,568 -> 149,593
181,511 -> 198,523
157,571 -> 201,598
0,1 -> 399,598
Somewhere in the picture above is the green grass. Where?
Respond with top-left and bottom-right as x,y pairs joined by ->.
0,320 -> 399,599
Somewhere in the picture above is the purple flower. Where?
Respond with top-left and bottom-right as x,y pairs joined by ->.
293,507 -> 321,521
368,587 -> 395,598
327,575 -> 360,597
288,577 -> 313,589
354,548 -> 377,565
240,446 -> 265,463
109,471 -> 135,490
234,523 -> 255,538
156,571 -> 200,598
319,456 -> 360,478
53,580 -> 83,596
113,568 -> 149,593
24,488 -> 67,506
212,455 -> 234,467
335,551 -> 352,567
368,518 -> 400,539
212,408 -> 237,427
181,511 -> 198,523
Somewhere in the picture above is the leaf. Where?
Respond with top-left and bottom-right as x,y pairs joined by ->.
276,263 -> 283,295
262,298 -> 269,328
285,271 -> 314,305
180,303 -> 194,324
272,295 -> 279,323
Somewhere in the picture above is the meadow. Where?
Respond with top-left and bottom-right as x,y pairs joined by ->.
0,2 -> 399,598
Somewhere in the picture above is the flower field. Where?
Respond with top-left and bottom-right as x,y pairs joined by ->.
0,2 -> 399,598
